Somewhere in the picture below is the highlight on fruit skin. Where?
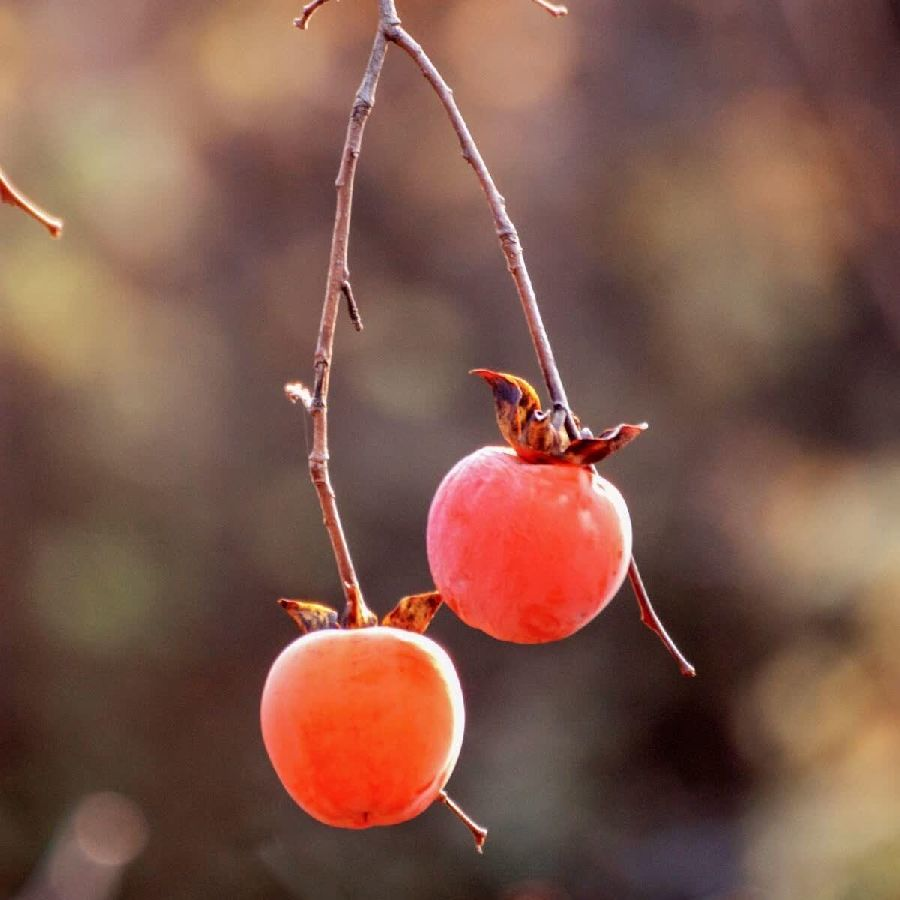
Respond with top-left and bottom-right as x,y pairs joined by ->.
260,627 -> 465,828
427,445 -> 632,643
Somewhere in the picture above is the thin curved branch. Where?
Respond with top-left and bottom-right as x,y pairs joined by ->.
532,0 -> 569,17
304,26 -> 389,628
294,0 -> 336,30
628,558 -> 695,677
383,23 -> 571,417
0,166 -> 63,238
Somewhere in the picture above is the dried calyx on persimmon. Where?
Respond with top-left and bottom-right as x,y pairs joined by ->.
470,368 -> 646,466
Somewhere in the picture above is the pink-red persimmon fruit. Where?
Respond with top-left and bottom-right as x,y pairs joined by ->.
427,446 -> 632,643
260,627 -> 464,828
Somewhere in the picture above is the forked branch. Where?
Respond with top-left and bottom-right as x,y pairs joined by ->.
0,166 -> 63,238
296,0 -> 565,29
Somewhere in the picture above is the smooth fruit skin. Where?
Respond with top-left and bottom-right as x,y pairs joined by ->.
260,628 -> 464,828
427,446 -> 632,643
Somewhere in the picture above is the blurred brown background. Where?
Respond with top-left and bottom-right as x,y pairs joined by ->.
2,0 -> 899,898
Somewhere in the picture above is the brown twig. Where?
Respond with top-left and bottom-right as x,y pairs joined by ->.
531,0 -> 569,17
384,22 -> 571,418
340,279 -> 363,331
384,12 -> 694,676
0,165 -> 63,238
293,0 -> 336,30
627,558 -> 695,677
302,25 -> 390,628
438,790 -> 488,853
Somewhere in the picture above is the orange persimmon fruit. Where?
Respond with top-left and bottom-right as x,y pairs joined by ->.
260,627 -> 465,828
426,445 -> 632,643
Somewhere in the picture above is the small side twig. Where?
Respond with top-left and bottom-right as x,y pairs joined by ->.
438,791 -> 488,853
531,0 -> 569,17
0,166 -> 63,238
340,280 -> 363,331
628,558 -> 696,677
385,22 -> 571,418
293,0 -> 336,30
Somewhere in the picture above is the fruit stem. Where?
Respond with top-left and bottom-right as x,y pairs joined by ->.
1,166 -> 63,238
438,791 -> 488,854
303,20 -> 390,629
384,22 -> 571,421
627,557 -> 696,677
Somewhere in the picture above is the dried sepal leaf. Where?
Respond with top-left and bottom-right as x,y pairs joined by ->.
278,598 -> 341,634
382,591 -> 443,634
471,368 -> 646,466
562,422 -> 648,465
470,368 -> 576,460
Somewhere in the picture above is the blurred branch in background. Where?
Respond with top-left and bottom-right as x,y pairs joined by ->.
767,0 -> 900,341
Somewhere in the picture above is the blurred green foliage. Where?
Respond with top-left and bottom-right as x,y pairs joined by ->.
2,0 -> 899,898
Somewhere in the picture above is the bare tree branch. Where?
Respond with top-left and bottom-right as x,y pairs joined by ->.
293,0 -> 337,31
531,0 -> 569,18
384,23 -> 573,416
628,558 -> 696,677
302,25 -> 389,628
0,165 -> 63,238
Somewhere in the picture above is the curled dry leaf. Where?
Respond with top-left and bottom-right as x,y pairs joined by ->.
563,423 -> 648,466
382,591 -> 443,634
278,598 -> 340,634
470,369 -> 646,466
